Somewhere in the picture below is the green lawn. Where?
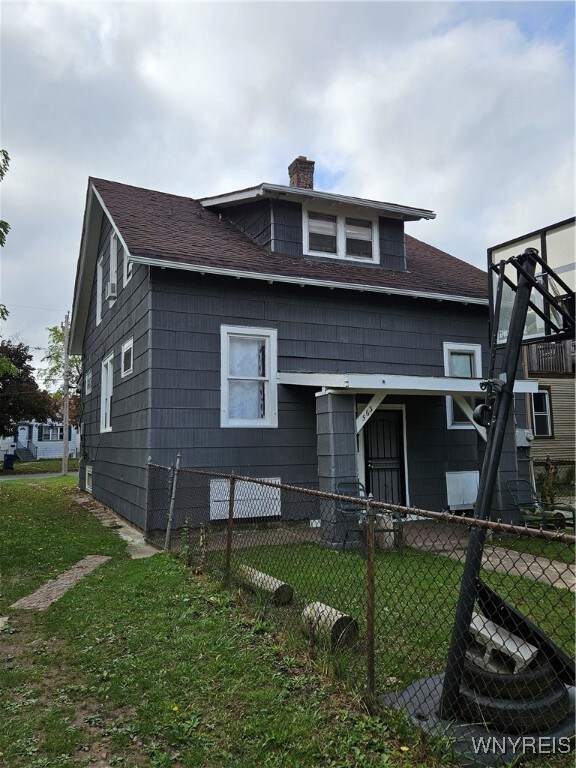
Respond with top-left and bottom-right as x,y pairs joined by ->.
1,479 -> 573,768
0,458 -> 79,476
228,541 -> 575,693
0,478 -> 453,768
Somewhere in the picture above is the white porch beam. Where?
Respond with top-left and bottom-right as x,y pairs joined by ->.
278,371 -> 538,397
453,394 -> 487,442
356,393 -> 387,434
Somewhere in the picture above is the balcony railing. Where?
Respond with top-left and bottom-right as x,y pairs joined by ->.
527,339 -> 575,375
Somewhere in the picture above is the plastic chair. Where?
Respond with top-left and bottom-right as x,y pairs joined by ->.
506,479 -> 575,530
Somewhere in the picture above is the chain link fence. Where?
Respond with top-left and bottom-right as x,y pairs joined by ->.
146,460 -> 575,756
534,459 -> 575,508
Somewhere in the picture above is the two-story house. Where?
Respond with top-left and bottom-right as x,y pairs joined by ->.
70,156 -> 536,531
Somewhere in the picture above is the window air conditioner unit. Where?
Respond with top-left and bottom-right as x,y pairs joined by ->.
105,282 -> 117,300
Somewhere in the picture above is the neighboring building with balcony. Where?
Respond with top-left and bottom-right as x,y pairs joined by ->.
524,338 -> 575,462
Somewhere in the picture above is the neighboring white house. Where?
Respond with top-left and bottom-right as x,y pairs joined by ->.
1,422 -> 79,461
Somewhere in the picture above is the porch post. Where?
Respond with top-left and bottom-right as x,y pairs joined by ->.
316,391 -> 358,548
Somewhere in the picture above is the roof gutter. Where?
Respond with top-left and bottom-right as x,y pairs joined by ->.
129,254 -> 488,306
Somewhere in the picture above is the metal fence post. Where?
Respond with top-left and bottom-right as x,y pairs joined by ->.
164,453 -> 181,550
365,494 -> 376,707
225,474 -> 237,585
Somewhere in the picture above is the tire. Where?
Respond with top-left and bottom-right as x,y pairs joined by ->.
459,680 -> 570,734
462,654 -> 558,700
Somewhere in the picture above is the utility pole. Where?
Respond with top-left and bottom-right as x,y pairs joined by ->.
61,312 -> 70,476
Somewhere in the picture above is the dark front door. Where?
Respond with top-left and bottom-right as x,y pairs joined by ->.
364,410 -> 406,505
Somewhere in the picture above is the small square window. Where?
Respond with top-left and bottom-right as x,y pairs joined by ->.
121,338 -> 133,378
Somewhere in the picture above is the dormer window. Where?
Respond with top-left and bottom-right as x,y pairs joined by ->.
303,206 -> 379,263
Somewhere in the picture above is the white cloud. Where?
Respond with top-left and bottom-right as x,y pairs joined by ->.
0,1 -> 573,369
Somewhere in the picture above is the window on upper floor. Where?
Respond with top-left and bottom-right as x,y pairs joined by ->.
100,353 -> 114,432
123,243 -> 133,286
531,389 -> 553,437
121,338 -> 133,378
443,342 -> 483,429
108,233 -> 118,303
303,206 -> 379,263
96,255 -> 103,325
221,325 -> 278,428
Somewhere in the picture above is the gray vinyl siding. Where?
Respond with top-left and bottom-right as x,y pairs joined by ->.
79,214 -> 152,527
271,200 -> 303,257
222,200 -> 272,249
147,269 -> 521,518
379,217 -> 406,270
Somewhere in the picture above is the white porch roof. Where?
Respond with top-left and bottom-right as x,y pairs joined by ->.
277,371 -> 538,397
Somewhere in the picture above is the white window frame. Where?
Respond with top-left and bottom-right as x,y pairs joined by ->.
109,232 -> 118,303
121,338 -> 134,378
100,353 -> 114,433
85,465 -> 93,493
96,255 -> 103,325
531,389 -> 553,437
302,204 -> 380,264
123,244 -> 133,286
220,325 -> 278,428
443,342 -> 482,430
85,368 -> 92,395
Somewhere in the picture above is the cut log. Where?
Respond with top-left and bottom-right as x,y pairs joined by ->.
237,565 -> 293,605
301,601 -> 359,650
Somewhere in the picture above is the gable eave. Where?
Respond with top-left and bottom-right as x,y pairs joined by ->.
130,253 -> 488,306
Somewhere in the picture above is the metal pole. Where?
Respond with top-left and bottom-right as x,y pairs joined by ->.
225,474 -> 237,585
61,312 -> 70,475
439,249 -> 538,719
164,453 -> 181,550
365,495 -> 376,706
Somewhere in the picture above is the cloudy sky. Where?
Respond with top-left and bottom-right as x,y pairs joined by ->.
1,0 -> 574,376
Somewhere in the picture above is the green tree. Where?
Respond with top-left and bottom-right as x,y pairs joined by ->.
0,151 -> 15,377
39,323 -> 82,426
0,340 -> 58,437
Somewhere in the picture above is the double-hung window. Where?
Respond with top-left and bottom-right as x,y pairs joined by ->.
531,389 -> 553,437
304,207 -> 378,263
100,353 -> 114,432
221,326 -> 278,427
443,342 -> 482,429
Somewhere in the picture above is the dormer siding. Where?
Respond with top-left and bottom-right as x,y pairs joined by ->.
223,200 -> 273,249
224,198 -> 407,269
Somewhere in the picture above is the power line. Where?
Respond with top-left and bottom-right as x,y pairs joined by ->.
1,303 -> 68,312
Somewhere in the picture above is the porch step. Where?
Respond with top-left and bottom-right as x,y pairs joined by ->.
14,448 -> 35,462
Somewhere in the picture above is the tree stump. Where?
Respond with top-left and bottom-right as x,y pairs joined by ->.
237,565 -> 293,605
301,601 -> 359,650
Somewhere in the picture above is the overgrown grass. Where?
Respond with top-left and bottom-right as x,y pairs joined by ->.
1,480 -> 573,768
0,458 -> 79,475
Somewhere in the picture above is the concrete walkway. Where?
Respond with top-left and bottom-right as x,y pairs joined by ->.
403,520 -> 575,592
73,493 -> 159,559
10,556 -> 111,610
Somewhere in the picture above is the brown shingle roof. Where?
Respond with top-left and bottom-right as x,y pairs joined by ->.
91,177 -> 488,302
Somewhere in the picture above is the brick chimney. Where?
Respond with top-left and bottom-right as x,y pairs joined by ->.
288,156 -> 315,189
